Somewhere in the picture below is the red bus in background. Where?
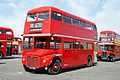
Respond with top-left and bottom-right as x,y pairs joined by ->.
22,6 -> 97,74
12,37 -> 22,55
0,26 -> 14,58
98,31 -> 120,61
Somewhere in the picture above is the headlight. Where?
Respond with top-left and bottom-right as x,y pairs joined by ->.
22,57 -> 25,61
1,45 -> 4,48
43,59 -> 46,63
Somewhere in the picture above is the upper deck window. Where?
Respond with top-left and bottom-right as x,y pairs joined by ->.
79,21 -> 86,27
27,14 -> 37,22
72,19 -> 80,25
0,30 -> 12,35
92,25 -> 97,31
6,31 -> 12,35
38,12 -> 49,20
27,12 -> 49,22
51,12 -> 62,21
0,30 -> 5,34
63,16 -> 72,24
0,30 -> 3,34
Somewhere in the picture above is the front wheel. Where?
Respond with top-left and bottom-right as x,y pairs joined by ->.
109,57 -> 115,62
108,55 -> 115,62
23,65 -> 32,72
47,60 -> 62,75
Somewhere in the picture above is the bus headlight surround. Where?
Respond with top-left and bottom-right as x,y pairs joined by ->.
43,59 -> 46,63
22,57 -> 26,62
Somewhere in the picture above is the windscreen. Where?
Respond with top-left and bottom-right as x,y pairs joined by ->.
27,12 -> 49,22
99,45 -> 112,51
23,37 -> 33,49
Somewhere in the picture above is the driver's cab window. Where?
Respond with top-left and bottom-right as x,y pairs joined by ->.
23,37 -> 33,49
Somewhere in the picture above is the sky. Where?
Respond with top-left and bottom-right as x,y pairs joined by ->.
0,0 -> 120,37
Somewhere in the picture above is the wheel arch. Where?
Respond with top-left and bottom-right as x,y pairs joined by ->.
52,56 -> 62,63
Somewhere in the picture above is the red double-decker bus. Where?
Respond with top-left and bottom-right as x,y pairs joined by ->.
98,31 -> 120,61
22,6 -> 97,74
0,26 -> 14,58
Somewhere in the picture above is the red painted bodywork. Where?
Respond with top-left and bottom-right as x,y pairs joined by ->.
0,26 -> 14,57
98,31 -> 120,59
22,6 -> 97,70
98,50 -> 111,56
12,45 -> 18,54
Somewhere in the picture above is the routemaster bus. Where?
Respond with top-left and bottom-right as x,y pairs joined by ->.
98,31 -> 120,61
0,26 -> 14,58
22,6 -> 97,74
12,37 -> 22,55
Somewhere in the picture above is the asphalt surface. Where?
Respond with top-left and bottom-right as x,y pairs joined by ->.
0,55 -> 120,80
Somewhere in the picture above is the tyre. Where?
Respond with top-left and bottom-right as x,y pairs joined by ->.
23,65 -> 32,72
97,56 -> 101,61
108,55 -> 115,62
47,59 -> 62,75
87,56 -> 92,67
110,57 -> 114,62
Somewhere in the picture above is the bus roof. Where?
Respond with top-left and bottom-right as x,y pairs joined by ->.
0,26 -> 13,31
28,6 -> 95,26
100,31 -> 117,35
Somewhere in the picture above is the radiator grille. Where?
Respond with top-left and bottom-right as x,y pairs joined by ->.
27,56 -> 40,68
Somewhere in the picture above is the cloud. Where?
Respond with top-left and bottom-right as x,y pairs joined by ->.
0,0 -> 120,37
94,0 -> 120,34
64,0 -> 103,19
0,0 -> 46,37
0,1 -> 26,37
65,0 -> 120,34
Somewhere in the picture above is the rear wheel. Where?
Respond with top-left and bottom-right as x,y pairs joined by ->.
47,59 -> 62,75
87,56 -> 92,67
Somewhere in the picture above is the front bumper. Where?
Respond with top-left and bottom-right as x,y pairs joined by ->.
22,55 -> 52,69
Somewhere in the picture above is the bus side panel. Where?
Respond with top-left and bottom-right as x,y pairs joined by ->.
78,50 -> 94,65
62,50 -> 76,68
51,20 -> 95,40
113,46 -> 120,58
42,20 -> 51,33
